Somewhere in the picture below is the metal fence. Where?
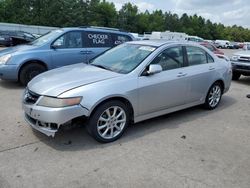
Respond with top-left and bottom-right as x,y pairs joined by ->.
0,22 -> 58,35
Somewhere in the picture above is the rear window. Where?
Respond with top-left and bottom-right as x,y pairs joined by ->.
85,31 -> 112,48
111,34 -> 132,46
186,46 -> 208,66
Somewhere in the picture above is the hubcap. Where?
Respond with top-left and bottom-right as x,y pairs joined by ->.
97,106 -> 126,139
208,85 -> 221,108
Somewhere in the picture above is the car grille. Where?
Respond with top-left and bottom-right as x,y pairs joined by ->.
238,56 -> 250,62
234,65 -> 250,70
24,89 -> 40,104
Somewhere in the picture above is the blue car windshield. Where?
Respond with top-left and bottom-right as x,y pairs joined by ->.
31,30 -> 63,46
91,43 -> 156,74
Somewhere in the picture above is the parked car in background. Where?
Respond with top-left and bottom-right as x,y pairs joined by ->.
231,50 -> 250,80
231,42 -> 240,49
238,42 -> 245,48
0,26 -> 134,85
0,30 -> 36,47
226,42 -> 234,49
215,40 -> 230,49
22,41 -> 232,142
243,42 -> 250,50
186,36 -> 204,42
200,42 -> 224,55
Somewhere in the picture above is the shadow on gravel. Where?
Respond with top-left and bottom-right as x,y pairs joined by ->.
233,76 -> 250,86
34,95 -> 237,152
0,80 -> 23,89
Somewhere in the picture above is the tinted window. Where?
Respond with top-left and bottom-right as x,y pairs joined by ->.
186,46 -> 207,66
207,53 -> 214,63
53,31 -> 82,48
111,34 -> 132,46
85,31 -> 112,48
151,46 -> 184,71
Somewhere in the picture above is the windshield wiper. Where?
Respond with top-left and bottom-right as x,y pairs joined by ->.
92,64 -> 112,71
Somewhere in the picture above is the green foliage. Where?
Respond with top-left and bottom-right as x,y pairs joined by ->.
0,0 -> 250,41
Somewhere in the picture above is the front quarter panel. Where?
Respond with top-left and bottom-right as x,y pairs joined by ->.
58,75 -> 139,117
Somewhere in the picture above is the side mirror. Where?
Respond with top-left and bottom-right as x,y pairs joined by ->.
147,64 -> 162,75
51,40 -> 64,49
51,44 -> 61,49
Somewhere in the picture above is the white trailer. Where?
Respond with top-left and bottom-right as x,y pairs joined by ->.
143,31 -> 188,41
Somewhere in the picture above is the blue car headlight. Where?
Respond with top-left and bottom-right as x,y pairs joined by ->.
0,54 -> 12,65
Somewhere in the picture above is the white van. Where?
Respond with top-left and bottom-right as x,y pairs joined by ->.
215,40 -> 230,49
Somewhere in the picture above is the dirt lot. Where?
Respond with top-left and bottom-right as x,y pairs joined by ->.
0,49 -> 250,188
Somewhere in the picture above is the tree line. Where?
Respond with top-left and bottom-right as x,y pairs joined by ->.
0,0 -> 250,42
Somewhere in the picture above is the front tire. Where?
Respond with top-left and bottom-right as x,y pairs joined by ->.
86,100 -> 130,143
204,82 -> 222,110
232,72 -> 241,80
19,63 -> 46,86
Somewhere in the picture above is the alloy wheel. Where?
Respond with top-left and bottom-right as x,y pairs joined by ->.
97,106 -> 126,139
208,85 -> 221,108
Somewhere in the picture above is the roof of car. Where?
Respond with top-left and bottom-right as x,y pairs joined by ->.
127,40 -> 195,47
61,27 -> 129,34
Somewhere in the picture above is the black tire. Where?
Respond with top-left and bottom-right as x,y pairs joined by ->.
19,63 -> 46,86
232,72 -> 241,80
204,82 -> 222,110
86,100 -> 130,143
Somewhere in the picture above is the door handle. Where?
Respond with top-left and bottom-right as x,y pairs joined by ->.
177,72 -> 187,77
80,51 -> 94,54
80,51 -> 87,54
209,67 -> 215,70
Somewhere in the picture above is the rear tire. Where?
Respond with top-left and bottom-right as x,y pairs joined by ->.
232,72 -> 241,80
19,63 -> 46,86
204,82 -> 222,110
86,100 -> 130,143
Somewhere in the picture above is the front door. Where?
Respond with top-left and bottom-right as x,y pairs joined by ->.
51,31 -> 87,68
138,46 -> 188,116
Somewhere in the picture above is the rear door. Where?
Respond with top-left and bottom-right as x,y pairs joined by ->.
84,31 -> 113,62
51,31 -> 87,68
184,46 -> 216,103
111,33 -> 133,46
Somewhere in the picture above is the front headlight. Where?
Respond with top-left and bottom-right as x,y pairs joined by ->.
37,96 -> 82,108
231,55 -> 239,61
0,54 -> 12,65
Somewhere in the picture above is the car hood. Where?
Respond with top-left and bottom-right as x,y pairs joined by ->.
234,50 -> 250,57
28,63 -> 122,97
0,44 -> 38,56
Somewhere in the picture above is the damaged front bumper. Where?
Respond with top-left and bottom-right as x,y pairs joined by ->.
23,102 -> 89,137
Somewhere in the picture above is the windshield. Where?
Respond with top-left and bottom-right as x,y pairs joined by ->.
31,29 -> 63,46
91,43 -> 156,74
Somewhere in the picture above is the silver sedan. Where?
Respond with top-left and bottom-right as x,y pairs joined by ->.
22,40 -> 232,143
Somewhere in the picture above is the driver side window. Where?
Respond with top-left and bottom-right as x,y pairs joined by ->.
53,31 -> 83,49
151,46 -> 184,71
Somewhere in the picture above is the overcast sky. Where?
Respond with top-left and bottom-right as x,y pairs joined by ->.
108,0 -> 250,28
